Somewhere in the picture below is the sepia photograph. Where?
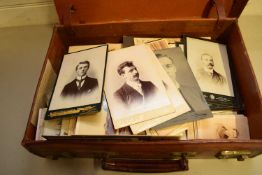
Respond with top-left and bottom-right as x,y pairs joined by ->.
123,36 -> 180,49
142,39 -> 169,51
196,115 -> 250,139
104,45 -> 175,129
133,37 -> 181,48
68,43 -> 122,53
133,38 -> 170,51
47,45 -> 108,115
186,37 -> 234,97
148,122 -> 195,140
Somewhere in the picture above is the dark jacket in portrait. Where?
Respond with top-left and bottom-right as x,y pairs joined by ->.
212,70 -> 226,84
197,68 -> 226,85
61,76 -> 98,97
114,80 -> 157,107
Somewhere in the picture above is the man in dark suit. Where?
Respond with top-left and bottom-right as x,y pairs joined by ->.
114,61 -> 157,107
197,53 -> 226,85
61,60 -> 98,97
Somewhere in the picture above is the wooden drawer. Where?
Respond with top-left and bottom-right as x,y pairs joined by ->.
22,0 -> 262,172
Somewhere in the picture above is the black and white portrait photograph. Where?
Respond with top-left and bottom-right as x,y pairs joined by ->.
60,60 -> 98,97
151,47 -> 212,130
113,61 -> 160,108
197,53 -> 226,85
186,37 -> 234,96
105,45 -> 175,129
48,45 -> 108,112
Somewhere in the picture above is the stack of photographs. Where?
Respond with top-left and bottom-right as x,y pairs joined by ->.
35,35 -> 248,141
68,43 -> 123,53
147,122 -> 196,140
123,36 -> 180,49
35,108 -> 61,140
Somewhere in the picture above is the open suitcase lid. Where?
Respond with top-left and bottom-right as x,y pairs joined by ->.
54,0 -> 248,25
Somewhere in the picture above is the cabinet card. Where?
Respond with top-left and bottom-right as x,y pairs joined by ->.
46,45 -> 108,119
186,37 -> 234,97
153,47 -> 212,130
105,45 -> 175,129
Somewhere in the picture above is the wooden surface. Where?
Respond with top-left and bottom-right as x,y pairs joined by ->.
54,0 -> 238,25
1,0 -> 262,28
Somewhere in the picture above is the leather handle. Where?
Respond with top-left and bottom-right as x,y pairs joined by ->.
213,0 -> 226,19
102,157 -> 189,173
202,0 -> 226,19
202,0 -> 227,37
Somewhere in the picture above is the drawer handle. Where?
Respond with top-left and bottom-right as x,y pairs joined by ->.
101,156 -> 188,173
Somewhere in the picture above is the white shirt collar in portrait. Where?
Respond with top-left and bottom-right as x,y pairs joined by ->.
126,80 -> 144,96
76,75 -> 87,88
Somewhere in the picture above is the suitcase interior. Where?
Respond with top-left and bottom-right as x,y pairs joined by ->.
22,0 -> 262,160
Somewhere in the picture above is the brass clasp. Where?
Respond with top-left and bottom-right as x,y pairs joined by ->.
216,150 -> 252,161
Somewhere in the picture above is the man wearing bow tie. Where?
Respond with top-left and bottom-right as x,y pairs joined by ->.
61,60 -> 98,97
114,61 -> 157,107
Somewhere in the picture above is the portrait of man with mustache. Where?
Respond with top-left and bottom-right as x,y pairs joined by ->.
114,61 -> 158,107
196,53 -> 226,85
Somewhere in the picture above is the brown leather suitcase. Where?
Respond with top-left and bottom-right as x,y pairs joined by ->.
22,0 -> 262,172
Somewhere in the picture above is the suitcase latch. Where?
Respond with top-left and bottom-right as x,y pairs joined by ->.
216,150 -> 252,161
